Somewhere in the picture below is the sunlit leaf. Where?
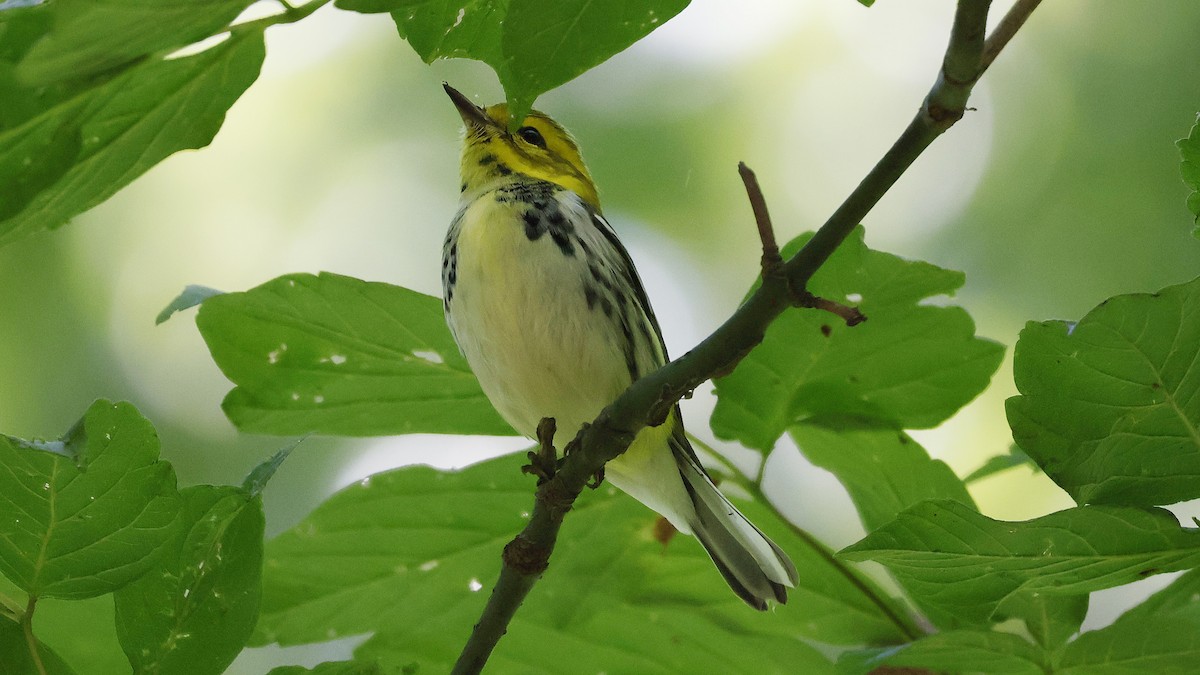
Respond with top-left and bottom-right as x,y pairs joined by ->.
0,32 -> 265,246
336,0 -> 689,120
114,485 -> 263,675
0,400 -> 181,599
1007,277 -> 1200,506
266,662 -> 386,675
712,228 -> 1004,452
16,0 -> 256,84
842,500 -> 1200,627
963,445 -> 1036,484
196,272 -> 515,437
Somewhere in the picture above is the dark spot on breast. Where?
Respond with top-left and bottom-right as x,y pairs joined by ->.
548,211 -> 566,226
583,285 -> 598,309
523,211 -> 544,240
495,163 -> 512,176
460,182 -> 467,193
599,295 -> 613,317
480,154 -> 497,165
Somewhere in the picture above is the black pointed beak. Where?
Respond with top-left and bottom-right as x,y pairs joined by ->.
444,83 -> 494,129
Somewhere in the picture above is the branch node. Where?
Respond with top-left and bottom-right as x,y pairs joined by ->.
797,291 -> 867,326
502,535 -> 551,576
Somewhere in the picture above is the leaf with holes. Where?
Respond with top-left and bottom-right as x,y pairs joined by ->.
0,400 -> 181,599
113,485 -> 263,675
253,455 -> 901,672
196,272 -> 515,437
1007,277 -> 1200,506
712,228 -> 1004,452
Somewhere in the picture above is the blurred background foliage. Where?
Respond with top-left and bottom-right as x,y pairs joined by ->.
0,0 -> 1198,671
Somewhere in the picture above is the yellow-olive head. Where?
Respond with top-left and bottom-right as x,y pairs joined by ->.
444,83 -> 600,209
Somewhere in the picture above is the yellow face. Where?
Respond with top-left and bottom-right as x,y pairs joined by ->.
446,86 -> 600,209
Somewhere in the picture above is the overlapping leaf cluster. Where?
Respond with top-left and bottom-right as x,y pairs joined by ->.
0,0 -> 690,249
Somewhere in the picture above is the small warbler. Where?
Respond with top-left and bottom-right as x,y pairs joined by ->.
441,84 -> 798,609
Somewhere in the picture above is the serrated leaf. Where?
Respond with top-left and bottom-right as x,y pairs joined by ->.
156,285 -> 223,325
338,0 -> 688,121
196,272 -> 515,437
1057,615 -> 1200,674
790,417 -> 974,532
0,400 -> 181,599
114,485 -> 263,675
1006,277 -> 1200,506
1113,566 -> 1200,625
1179,115 -> 1200,233
254,456 -> 897,673
0,614 -> 78,675
839,630 -> 1044,675
712,228 -> 1004,452
0,31 -> 265,246
842,500 -> 1200,627
16,0 -> 256,84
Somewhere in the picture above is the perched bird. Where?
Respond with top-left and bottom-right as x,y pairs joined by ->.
441,84 -> 798,609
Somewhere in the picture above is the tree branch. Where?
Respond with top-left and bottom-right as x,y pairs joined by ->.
453,0 -> 1042,671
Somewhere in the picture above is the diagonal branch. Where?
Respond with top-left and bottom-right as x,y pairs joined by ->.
452,0 -> 1041,672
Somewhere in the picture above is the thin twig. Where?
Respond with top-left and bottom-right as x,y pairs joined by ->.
453,1 -> 1040,670
980,0 -> 1042,75
738,162 -> 783,276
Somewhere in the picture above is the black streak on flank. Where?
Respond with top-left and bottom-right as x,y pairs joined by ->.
584,285 -> 599,310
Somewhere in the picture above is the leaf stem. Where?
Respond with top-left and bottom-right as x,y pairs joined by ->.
453,0 -> 1043,670
22,595 -> 46,675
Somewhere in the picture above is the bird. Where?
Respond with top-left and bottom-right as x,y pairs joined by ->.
441,83 -> 798,609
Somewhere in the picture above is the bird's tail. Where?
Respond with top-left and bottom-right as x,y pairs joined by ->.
673,435 -> 799,610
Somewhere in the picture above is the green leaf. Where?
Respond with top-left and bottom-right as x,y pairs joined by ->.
840,630 -> 1044,675
789,417 -> 974,532
1006,277 -> 1200,506
0,400 -> 181,599
339,0 -> 689,121
0,614 -> 78,675
841,500 -> 1200,627
114,485 -> 263,675
16,0 -> 257,84
242,439 -> 301,497
996,591 -> 1087,651
156,285 -> 223,325
963,445 -> 1036,484
254,456 -> 891,672
1057,615 -> 1200,674
712,228 -> 1004,452
1179,114 -> 1200,234
196,272 -> 515,437
1053,570 -> 1200,671
266,662 -> 386,675
1113,567 -> 1200,625
0,31 -> 265,246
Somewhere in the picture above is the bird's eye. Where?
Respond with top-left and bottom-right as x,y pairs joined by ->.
517,126 -> 547,149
